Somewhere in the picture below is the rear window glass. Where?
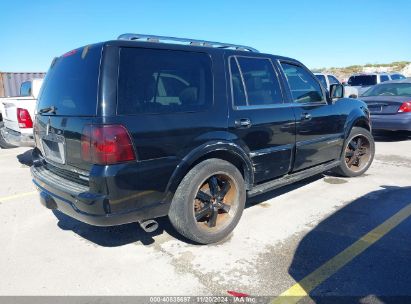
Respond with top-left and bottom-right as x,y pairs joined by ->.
37,45 -> 101,116
391,74 -> 406,80
117,48 -> 213,114
20,81 -> 32,96
362,83 -> 411,97
348,75 -> 377,86
380,75 -> 390,82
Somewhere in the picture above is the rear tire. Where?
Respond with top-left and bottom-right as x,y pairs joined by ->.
0,122 -> 17,149
334,127 -> 375,177
168,158 -> 246,244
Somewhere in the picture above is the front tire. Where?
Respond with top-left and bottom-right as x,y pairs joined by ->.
334,127 -> 375,177
168,158 -> 246,244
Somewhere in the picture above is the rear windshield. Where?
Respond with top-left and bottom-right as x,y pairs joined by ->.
390,74 -> 406,80
362,83 -> 411,97
37,45 -> 102,116
348,75 -> 377,86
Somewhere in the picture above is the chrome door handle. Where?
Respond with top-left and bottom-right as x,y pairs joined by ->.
234,118 -> 252,128
301,113 -> 312,120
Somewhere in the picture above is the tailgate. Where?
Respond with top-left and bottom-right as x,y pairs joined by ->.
34,43 -> 103,172
35,115 -> 94,172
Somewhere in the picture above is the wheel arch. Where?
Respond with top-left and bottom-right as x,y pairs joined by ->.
344,107 -> 372,139
165,141 -> 254,194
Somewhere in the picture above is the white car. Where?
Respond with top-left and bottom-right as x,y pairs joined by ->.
314,73 -> 358,98
0,79 -> 43,148
347,73 -> 394,95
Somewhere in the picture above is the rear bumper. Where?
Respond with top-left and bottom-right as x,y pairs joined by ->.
31,161 -> 171,227
371,113 -> 411,131
1,127 -> 34,147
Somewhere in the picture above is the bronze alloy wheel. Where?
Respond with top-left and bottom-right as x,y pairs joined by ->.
344,134 -> 372,172
194,173 -> 238,231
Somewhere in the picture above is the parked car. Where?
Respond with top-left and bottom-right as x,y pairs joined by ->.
0,79 -> 43,148
347,73 -> 392,95
389,73 -> 406,81
314,73 -> 358,98
360,79 -> 411,132
31,34 -> 374,244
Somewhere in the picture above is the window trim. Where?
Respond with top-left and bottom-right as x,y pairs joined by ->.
116,47 -> 214,116
315,74 -> 328,89
228,55 -> 286,110
278,60 -> 327,106
327,75 -> 340,85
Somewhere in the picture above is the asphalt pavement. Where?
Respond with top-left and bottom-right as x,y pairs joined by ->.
0,134 -> 410,303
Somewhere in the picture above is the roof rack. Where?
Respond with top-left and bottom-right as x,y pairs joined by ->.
117,33 -> 259,53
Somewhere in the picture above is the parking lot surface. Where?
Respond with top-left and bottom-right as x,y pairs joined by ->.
1,135 -> 411,301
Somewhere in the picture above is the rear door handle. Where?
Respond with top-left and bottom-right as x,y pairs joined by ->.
301,113 -> 312,120
234,118 -> 252,128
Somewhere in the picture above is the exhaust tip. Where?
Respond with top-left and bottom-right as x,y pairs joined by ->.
139,219 -> 159,233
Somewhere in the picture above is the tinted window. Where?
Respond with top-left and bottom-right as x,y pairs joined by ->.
20,81 -> 32,96
380,75 -> 390,82
362,83 -> 411,97
328,75 -> 340,85
230,57 -> 283,106
390,74 -> 406,80
238,57 -> 283,106
348,75 -> 377,86
37,45 -> 101,116
315,75 -> 327,89
230,58 -> 247,106
118,48 -> 212,114
281,63 -> 324,103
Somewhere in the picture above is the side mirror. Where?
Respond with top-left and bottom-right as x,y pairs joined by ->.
330,84 -> 344,99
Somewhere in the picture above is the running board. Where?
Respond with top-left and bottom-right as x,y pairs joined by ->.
247,160 -> 341,197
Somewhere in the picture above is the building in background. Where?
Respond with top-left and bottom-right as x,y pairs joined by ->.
0,72 -> 46,97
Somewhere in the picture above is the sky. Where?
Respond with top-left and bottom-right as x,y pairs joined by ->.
1,0 -> 410,72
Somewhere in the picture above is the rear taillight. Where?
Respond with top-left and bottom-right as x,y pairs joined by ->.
17,108 -> 33,128
81,125 -> 136,165
398,102 -> 411,113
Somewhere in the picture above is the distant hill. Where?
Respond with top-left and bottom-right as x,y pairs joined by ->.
313,61 -> 411,81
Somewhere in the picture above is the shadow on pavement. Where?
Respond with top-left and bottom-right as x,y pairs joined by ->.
53,173 -> 326,247
288,185 -> 411,303
17,148 -> 33,166
53,210 -> 191,246
373,131 -> 411,142
246,174 -> 323,207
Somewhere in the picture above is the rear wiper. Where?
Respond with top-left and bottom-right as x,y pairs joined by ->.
39,106 -> 57,114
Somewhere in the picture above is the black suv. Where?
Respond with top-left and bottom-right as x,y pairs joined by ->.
32,34 -> 375,244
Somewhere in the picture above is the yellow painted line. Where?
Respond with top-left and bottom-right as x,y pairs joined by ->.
272,203 -> 411,304
0,191 -> 37,202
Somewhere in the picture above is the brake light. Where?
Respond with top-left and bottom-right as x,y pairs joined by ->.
398,102 -> 411,113
81,125 -> 135,165
17,108 -> 33,128
62,49 -> 77,57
